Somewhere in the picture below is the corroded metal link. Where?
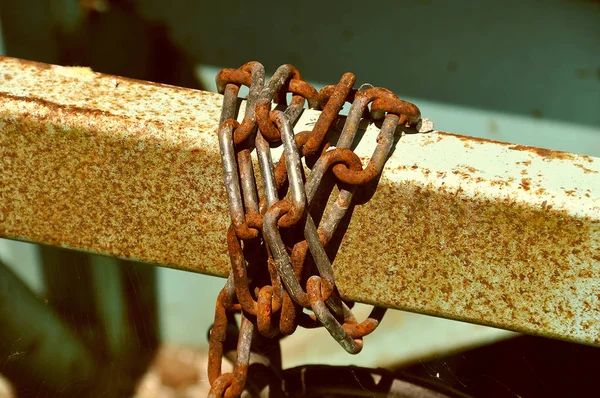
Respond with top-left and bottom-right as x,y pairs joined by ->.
255,131 -> 297,335
216,68 -> 251,94
208,276 -> 236,385
208,314 -> 254,398
256,64 -> 320,143
273,130 -> 312,188
234,62 -> 264,145
288,78 -> 320,109
307,276 -> 363,354
302,73 -> 356,157
318,84 -> 357,109
219,83 -> 239,125
256,132 -> 278,212
264,150 -> 364,308
218,119 -> 259,240
227,225 -> 257,315
217,62 -> 266,145
330,90 -> 409,184
342,305 -> 388,339
286,108 -> 400,350
238,148 -> 260,214
271,74 -> 368,310
370,91 -> 421,126
211,60 -> 422,397
272,73 -> 356,189
285,82 -> 372,303
272,111 -> 307,228
208,374 -> 235,398
332,113 -> 399,185
256,64 -> 303,142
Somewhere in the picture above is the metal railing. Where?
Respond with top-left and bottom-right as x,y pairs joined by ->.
1,56 -> 598,347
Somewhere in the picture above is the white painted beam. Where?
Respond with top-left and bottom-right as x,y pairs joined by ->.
0,57 -> 598,346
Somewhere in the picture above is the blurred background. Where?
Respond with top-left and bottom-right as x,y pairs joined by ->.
0,0 -> 599,396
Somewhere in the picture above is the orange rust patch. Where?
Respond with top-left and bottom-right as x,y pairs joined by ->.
489,177 -> 514,188
508,144 -> 575,161
574,163 -> 598,174
516,160 -> 532,167
0,84 -> 229,277
438,131 -> 513,147
335,179 -> 600,344
457,165 -> 479,174
520,178 -> 531,191
452,169 -> 471,180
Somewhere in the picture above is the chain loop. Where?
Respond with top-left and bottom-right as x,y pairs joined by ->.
209,61 -> 423,397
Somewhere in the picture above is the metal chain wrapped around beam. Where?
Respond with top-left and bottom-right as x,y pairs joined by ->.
208,62 -> 422,397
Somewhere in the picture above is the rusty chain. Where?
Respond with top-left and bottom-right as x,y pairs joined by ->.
208,61 -> 422,397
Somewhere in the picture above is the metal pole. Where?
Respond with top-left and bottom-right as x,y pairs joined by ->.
0,56 -> 598,346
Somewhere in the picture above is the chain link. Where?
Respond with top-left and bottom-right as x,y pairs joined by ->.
208,61 -> 422,397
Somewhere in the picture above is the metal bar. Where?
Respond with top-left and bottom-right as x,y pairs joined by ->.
0,57 -> 598,346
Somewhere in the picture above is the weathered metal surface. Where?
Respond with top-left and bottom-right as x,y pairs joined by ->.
0,57 -> 599,345
0,57 -> 229,276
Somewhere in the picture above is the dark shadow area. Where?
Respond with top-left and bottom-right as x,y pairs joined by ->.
0,1 -> 197,394
137,0 -> 600,129
283,364 -> 469,397
0,0 -> 202,90
1,249 -> 160,397
395,334 -> 600,398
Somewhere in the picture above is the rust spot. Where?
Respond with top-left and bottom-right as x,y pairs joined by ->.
574,163 -> 598,174
489,178 -> 513,188
441,285 -> 452,295
508,144 -> 575,161
1,92 -> 117,119
438,131 -> 512,147
459,165 -> 479,174
334,177 -> 599,344
452,169 -> 471,180
3,73 -> 13,80
519,178 -> 531,191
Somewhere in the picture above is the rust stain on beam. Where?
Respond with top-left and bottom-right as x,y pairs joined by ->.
0,57 -> 599,346
0,56 -> 230,276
